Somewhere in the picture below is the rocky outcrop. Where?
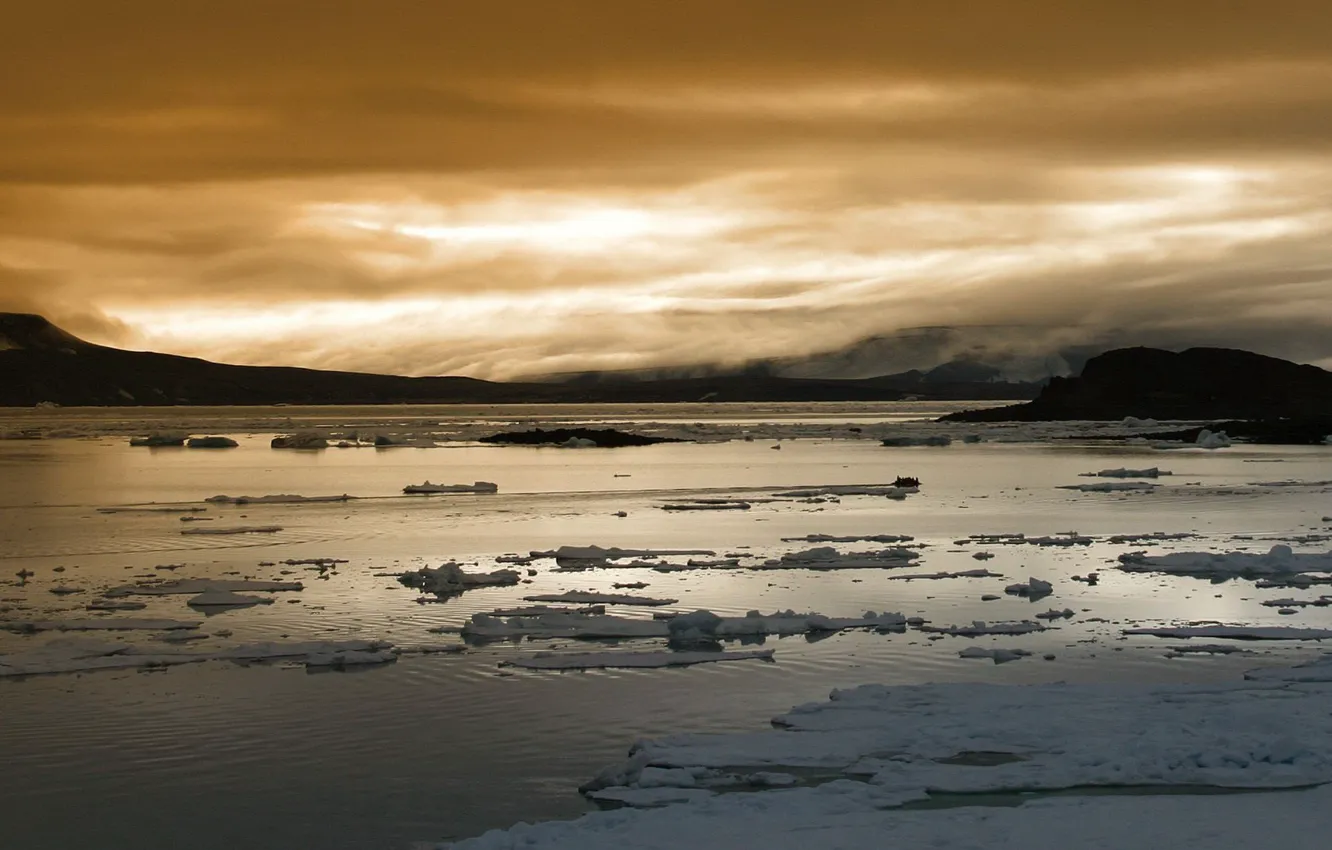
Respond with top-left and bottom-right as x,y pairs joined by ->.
944,347 -> 1332,426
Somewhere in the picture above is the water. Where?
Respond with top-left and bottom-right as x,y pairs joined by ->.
1,403 -> 1330,849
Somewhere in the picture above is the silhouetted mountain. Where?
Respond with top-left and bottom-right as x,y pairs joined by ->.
0,314 -> 1041,407
943,347 -> 1332,423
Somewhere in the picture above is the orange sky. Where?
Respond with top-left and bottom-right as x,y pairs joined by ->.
3,1 -> 1332,378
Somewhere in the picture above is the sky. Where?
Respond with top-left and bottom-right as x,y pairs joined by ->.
3,1 -> 1332,379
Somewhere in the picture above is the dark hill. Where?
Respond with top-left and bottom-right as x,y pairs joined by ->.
943,347 -> 1332,422
0,313 -> 1039,407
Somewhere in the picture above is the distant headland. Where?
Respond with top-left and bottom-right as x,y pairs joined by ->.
0,313 -> 1038,407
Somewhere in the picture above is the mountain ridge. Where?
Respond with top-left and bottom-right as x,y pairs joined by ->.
0,313 -> 1042,407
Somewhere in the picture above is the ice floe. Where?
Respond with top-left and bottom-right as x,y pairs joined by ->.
1196,428 -> 1233,449
918,621 -> 1046,636
499,649 -> 775,670
781,533 -> 914,543
185,436 -> 239,449
180,525 -> 284,535
186,589 -> 275,608
104,578 -> 303,597
129,433 -> 187,447
0,638 -> 398,677
771,485 -> 916,499
1118,544 -> 1332,576
1124,625 -> 1332,640
442,777 -> 1332,849
1059,481 -> 1157,492
270,432 -> 329,449
757,547 -> 918,570
522,591 -> 679,607
204,494 -> 351,505
1260,596 -> 1332,608
957,647 -> 1031,663
530,546 -> 717,569
399,563 -> 521,595
1,618 -> 201,632
1004,577 -> 1054,597
573,660 -> 1332,813
403,481 -> 500,494
888,569 -> 1001,581
660,500 -> 752,511
1082,467 -> 1172,478
460,609 -> 905,641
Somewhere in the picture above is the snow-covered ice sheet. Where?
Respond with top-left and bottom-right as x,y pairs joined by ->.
580,661 -> 1332,801
438,781 -> 1332,850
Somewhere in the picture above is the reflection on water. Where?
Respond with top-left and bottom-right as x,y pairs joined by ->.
1,404 -> 1330,849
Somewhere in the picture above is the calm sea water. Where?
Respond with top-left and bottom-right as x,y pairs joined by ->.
1,403 -> 1330,849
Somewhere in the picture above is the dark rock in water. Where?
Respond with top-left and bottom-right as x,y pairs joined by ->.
478,428 -> 685,448
186,436 -> 238,449
129,434 -> 186,447
271,432 -> 329,449
893,476 -> 921,488
943,347 -> 1332,424
1142,417 -> 1332,446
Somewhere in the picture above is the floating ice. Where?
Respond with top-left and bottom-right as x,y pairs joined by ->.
781,534 -> 914,543
270,432 -> 329,449
1059,481 -> 1157,492
759,547 -> 918,571
85,599 -> 147,611
1124,625 -> 1332,640
185,436 -> 238,449
129,433 -> 187,447
180,525 -> 283,535
889,569 -> 1002,581
881,435 -> 951,447
104,578 -> 304,597
403,481 -> 499,494
918,620 -> 1046,636
1004,577 -> 1054,597
570,660 -> 1332,817
186,589 -> 275,608
204,494 -> 351,504
1196,429 -> 1233,449
0,638 -> 394,677
958,647 -> 1031,663
1,618 -> 201,632
771,485 -> 916,498
499,649 -> 775,670
461,613 -> 668,640
489,605 -> 607,617
1081,467 -> 1171,478
1034,608 -> 1075,620
1260,597 -> 1332,608
462,609 -> 905,641
1119,545 -> 1332,576
522,591 -> 679,607
399,563 -> 520,595
660,501 -> 752,511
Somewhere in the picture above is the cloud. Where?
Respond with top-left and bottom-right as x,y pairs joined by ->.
1,2 -> 1331,378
